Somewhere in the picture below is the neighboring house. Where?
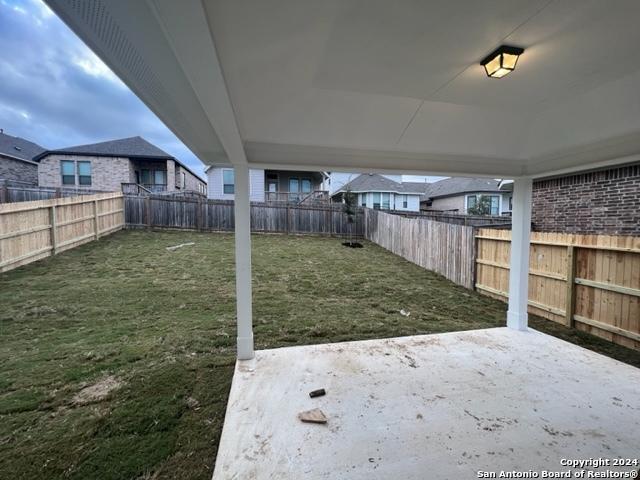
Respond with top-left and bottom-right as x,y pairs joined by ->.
332,174 -> 427,212
34,136 -> 206,194
501,162 -> 640,235
420,177 -> 512,215
207,167 -> 327,202
326,172 -> 402,195
0,130 -> 44,185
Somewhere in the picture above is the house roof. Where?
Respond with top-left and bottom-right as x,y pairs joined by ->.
0,132 -> 45,164
335,174 -> 426,195
34,136 -> 206,182
34,136 -> 173,160
421,177 -> 502,200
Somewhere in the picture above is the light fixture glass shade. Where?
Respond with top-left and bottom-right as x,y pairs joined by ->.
481,46 -> 524,78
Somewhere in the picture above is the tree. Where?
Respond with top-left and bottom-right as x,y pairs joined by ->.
343,187 -> 358,245
466,195 -> 492,216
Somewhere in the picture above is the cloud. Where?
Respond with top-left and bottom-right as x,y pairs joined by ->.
0,0 -> 206,179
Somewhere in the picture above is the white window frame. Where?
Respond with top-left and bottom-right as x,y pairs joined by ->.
465,193 -> 501,215
223,168 -> 235,194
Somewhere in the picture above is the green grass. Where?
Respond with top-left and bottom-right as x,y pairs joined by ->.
1,230 -> 638,479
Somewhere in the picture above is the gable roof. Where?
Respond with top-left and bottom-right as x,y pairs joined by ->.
0,132 -> 45,164
34,136 -> 205,182
34,136 -> 173,160
422,177 -> 502,200
336,174 -> 426,195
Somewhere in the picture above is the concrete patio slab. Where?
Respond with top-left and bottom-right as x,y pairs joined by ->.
212,328 -> 640,479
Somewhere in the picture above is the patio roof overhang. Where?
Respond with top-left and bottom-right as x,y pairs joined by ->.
45,0 -> 640,179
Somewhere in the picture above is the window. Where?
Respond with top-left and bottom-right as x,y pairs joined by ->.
488,195 -> 500,215
266,173 -> 278,193
223,169 -> 234,194
181,172 -> 186,189
372,192 -> 381,209
289,177 -> 300,201
398,194 -> 408,209
301,178 -> 312,193
154,170 -> 167,186
141,170 -> 151,184
381,193 -> 390,209
466,195 -> 477,211
360,193 -> 366,207
61,160 -> 75,185
508,196 -> 513,211
466,194 -> 500,215
77,161 -> 92,186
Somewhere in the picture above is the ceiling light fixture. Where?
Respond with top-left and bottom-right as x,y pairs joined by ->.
480,45 -> 524,79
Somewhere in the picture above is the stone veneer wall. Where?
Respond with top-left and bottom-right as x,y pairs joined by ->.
532,163 -> 640,235
0,156 -> 38,184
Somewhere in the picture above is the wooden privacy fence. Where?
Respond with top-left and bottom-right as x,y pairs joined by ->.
390,209 -> 512,228
0,179 -> 107,204
476,229 -> 640,350
123,195 -> 364,237
364,208 -> 475,289
0,192 -> 125,272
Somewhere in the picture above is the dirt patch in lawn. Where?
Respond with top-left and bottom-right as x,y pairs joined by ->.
73,376 -> 122,405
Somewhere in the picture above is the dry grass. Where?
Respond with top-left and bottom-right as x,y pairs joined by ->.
1,230 -> 638,479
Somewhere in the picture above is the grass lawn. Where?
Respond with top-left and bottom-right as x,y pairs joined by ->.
1,230 -> 638,480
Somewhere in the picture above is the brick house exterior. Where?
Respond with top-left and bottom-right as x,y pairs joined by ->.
531,163 -> 640,235
0,132 -> 45,185
0,156 -> 38,185
35,136 -> 206,194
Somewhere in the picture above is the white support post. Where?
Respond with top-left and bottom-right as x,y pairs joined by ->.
507,177 -> 533,331
234,163 -> 254,360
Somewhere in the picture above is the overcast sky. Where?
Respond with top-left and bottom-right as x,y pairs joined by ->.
0,0 -> 206,178
0,0 -> 446,184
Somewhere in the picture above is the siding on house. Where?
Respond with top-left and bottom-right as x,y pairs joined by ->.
532,163 -> 640,235
0,156 -> 38,184
429,195 -> 465,212
207,167 -> 324,201
426,192 -> 511,214
207,167 -> 265,201
356,192 -> 421,212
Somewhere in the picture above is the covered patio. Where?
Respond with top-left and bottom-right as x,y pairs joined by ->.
215,328 -> 639,479
46,0 -> 640,477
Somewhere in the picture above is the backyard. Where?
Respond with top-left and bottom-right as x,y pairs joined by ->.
1,230 -> 638,480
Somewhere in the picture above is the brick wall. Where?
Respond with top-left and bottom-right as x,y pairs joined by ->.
0,156 -> 38,184
532,163 -> 640,235
177,165 -> 206,193
39,154 -> 130,191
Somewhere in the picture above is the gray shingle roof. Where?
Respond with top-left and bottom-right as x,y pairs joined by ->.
34,136 -> 205,182
35,136 -> 173,160
422,177 -> 501,200
336,174 -> 427,195
0,132 -> 45,163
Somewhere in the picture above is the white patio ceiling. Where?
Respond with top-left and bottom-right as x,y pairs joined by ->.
47,0 -> 640,177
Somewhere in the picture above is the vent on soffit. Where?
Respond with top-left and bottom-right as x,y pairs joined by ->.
61,0 -> 194,139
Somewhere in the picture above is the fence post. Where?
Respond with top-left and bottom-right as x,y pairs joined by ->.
286,205 -> 290,234
0,181 -> 7,204
49,205 -> 57,255
196,197 -> 202,231
565,245 -> 576,327
93,199 -> 100,239
145,196 -> 151,229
